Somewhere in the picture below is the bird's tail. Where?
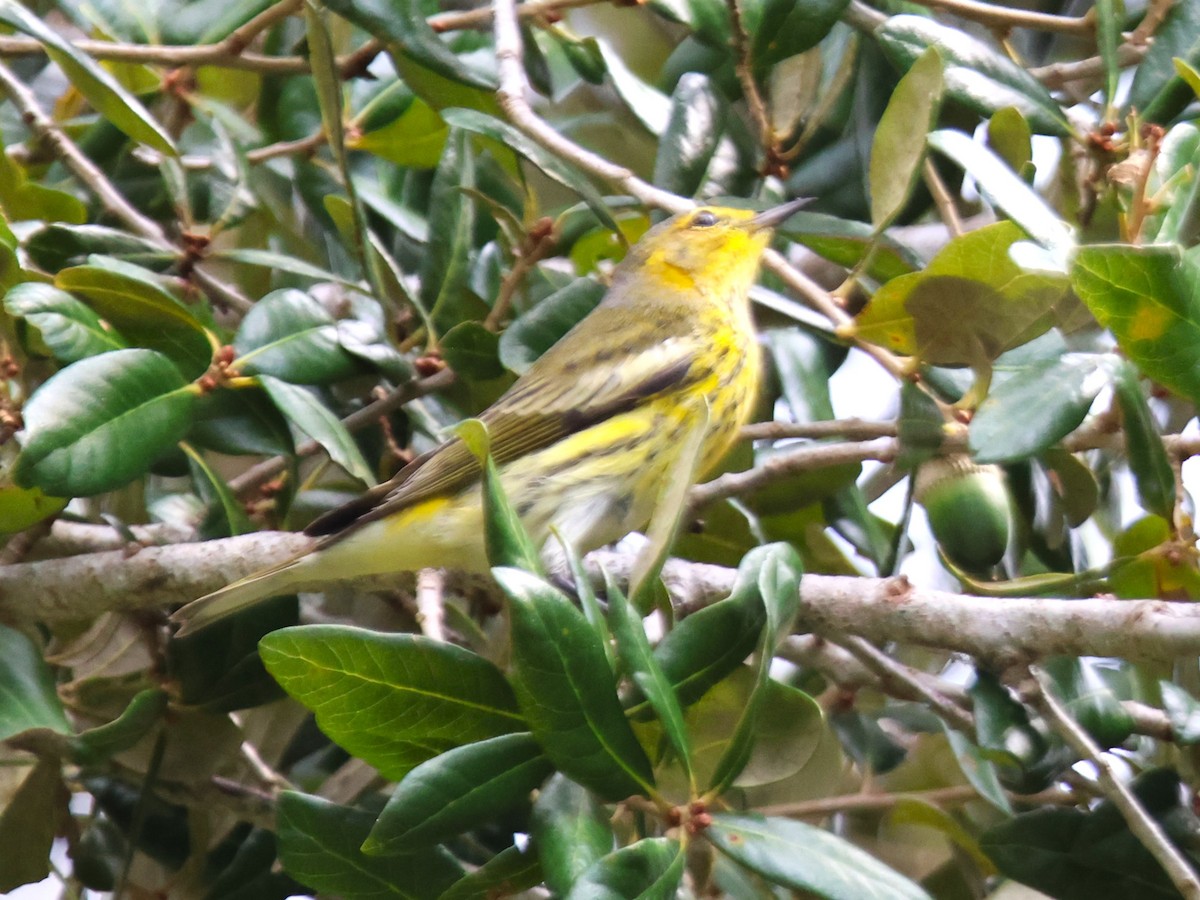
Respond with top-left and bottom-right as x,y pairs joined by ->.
171,557 -> 311,637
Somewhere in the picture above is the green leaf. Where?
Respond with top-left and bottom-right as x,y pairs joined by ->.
970,354 -> 1117,463
233,289 -> 362,385
3,283 -> 127,362
870,47 -> 944,229
1096,0 -> 1124,111
323,0 -> 496,91
277,792 -> 463,899
876,15 -> 1069,136
498,278 -> 606,374
0,482 -> 67,535
709,814 -> 932,899
653,73 -> 728,199
981,769 -> 1193,900
421,129 -> 477,337
437,844 -> 543,900
927,130 -> 1074,257
0,153 -> 87,227
944,727 -> 1013,814
855,221 -> 1072,369
707,544 -> 803,793
259,626 -> 524,780
1112,360 -> 1176,521
365,733 -> 551,852
782,214 -> 922,282
0,624 -> 70,741
182,442 -> 255,538
565,838 -> 684,900
1043,657 -> 1135,749
1071,244 -> 1200,404
532,774 -> 615,897
0,1 -> 176,154
70,690 -> 168,765
1159,681 -> 1200,744
0,759 -> 62,893
630,567 -> 767,716
24,224 -> 168,272
351,97 -> 448,169
442,108 -> 618,232
257,375 -> 374,484
744,0 -> 850,69
188,387 -> 294,457
440,321 -> 504,380
987,107 -> 1033,178
216,248 -> 360,287
15,349 -> 196,496
1126,0 -> 1200,124
56,259 -> 213,379
454,418 -> 543,572
497,567 -> 655,800
605,574 -> 694,783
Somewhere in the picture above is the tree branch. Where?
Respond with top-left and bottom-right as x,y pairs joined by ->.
1027,666 -> 1200,900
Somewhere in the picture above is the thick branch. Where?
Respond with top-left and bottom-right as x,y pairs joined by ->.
6,535 -> 1200,665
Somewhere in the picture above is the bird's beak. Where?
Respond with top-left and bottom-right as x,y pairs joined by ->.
750,197 -> 812,231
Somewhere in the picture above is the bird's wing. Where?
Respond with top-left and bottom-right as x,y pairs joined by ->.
306,317 -> 704,541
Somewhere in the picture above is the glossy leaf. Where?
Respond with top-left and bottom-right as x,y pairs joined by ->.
877,15 -> 1069,136
1159,681 -> 1200,744
497,278 -> 605,374
532,774 -> 614,896
440,321 -> 504,380
744,0 -> 849,69
564,838 -> 684,900
1095,0 -> 1124,111
233,288 -> 362,384
497,567 -> 655,800
257,375 -> 374,484
365,733 -> 551,852
277,792 -> 463,899
56,259 -> 213,379
0,0 -> 176,154
422,130 -> 477,336
24,224 -> 170,273
437,844 -> 543,900
653,73 -> 728,199
981,769 -> 1194,900
1126,0 -> 1200,124
3,283 -> 126,362
605,574 -> 694,782
927,130 -> 1074,256
1072,244 -> 1200,404
260,625 -> 524,780
870,47 -> 943,228
0,759 -> 62,893
709,814 -> 932,899
0,624 -> 70,741
782,214 -> 922,282
323,0 -> 496,91
442,109 -> 617,232
855,222 -> 1071,367
1112,360 -> 1176,521
455,419 -> 543,572
70,690 -> 168,765
970,354 -> 1117,462
15,349 -> 196,496
707,544 -> 803,793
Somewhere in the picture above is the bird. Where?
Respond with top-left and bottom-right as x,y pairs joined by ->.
172,199 -> 807,636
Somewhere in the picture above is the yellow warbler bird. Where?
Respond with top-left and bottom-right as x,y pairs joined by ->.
173,200 -> 806,635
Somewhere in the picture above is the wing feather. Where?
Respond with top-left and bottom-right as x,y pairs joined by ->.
306,311 -> 702,543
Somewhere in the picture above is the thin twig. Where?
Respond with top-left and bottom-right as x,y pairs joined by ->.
246,130 -> 328,163
911,0 -> 1093,34
228,368 -> 456,496
415,568 -> 446,641
755,784 -> 1074,818
686,437 -> 899,513
1028,665 -> 1200,900
836,635 -> 975,731
923,158 -> 964,238
725,0 -> 772,152
1033,43 -> 1148,89
741,419 -> 898,441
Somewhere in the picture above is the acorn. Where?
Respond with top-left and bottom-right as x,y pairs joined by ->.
914,455 -> 1012,572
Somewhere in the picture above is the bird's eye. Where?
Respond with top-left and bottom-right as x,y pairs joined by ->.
691,211 -> 719,228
